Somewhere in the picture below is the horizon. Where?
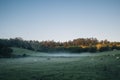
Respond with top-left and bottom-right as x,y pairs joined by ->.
0,0 -> 120,42
0,37 -> 119,43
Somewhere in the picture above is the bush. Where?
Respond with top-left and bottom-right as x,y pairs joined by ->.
67,46 -> 83,53
99,46 -> 110,52
22,54 -> 27,57
0,45 -> 13,58
88,47 -> 97,53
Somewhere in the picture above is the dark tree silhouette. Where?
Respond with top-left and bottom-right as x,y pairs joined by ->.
0,44 -> 13,58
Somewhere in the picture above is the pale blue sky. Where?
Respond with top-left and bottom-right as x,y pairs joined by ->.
0,0 -> 120,42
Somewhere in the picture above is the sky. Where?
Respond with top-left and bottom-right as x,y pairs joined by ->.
0,0 -> 120,42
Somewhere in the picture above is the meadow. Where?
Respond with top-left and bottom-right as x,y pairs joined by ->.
0,48 -> 120,80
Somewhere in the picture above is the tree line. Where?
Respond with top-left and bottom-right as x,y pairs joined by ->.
0,44 -> 13,58
0,37 -> 120,55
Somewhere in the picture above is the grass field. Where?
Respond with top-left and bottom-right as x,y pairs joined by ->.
0,48 -> 120,80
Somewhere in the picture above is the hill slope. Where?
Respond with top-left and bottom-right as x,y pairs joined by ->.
11,47 -> 37,56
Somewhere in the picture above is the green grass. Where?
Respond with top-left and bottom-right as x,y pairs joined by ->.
0,48 -> 120,80
11,47 -> 37,55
